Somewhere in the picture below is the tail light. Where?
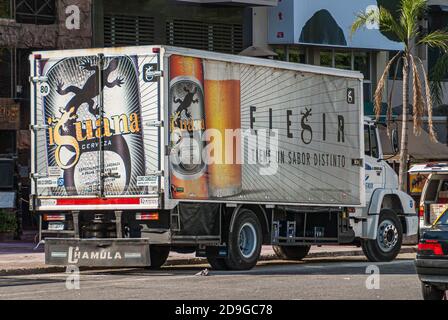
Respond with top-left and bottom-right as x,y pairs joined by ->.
418,240 -> 444,256
419,205 -> 425,218
136,212 -> 159,221
43,214 -> 65,221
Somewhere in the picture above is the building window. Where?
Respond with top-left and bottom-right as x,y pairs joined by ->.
318,49 -> 373,102
288,46 -> 306,63
15,0 -> 56,25
104,15 -> 155,47
272,45 -> 306,63
272,45 -> 286,61
334,51 -> 351,70
0,48 -> 12,98
320,49 -> 332,67
166,20 -> 243,54
0,0 -> 11,18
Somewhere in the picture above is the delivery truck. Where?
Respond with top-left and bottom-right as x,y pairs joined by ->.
29,45 -> 418,270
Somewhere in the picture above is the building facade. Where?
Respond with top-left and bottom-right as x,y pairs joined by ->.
0,0 -> 275,229
254,0 -> 448,137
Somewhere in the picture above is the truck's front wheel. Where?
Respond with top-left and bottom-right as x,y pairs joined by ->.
362,209 -> 403,262
146,245 -> 170,270
272,245 -> 311,260
225,209 -> 262,270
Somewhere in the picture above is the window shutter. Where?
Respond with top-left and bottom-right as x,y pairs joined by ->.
166,19 -> 243,54
104,15 -> 155,47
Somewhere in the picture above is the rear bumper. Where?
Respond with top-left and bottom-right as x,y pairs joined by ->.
415,258 -> 448,286
45,238 -> 152,267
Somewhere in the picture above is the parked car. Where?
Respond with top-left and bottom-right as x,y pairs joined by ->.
415,208 -> 448,300
409,163 -> 448,236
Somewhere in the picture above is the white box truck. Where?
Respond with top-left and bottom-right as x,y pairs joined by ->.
29,46 -> 417,270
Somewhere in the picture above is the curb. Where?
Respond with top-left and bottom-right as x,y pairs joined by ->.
0,246 -> 417,276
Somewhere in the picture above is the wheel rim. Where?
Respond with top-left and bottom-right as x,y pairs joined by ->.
238,222 -> 257,259
377,219 -> 399,252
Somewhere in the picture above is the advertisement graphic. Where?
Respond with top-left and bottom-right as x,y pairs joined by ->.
169,55 -> 362,205
36,55 -> 156,197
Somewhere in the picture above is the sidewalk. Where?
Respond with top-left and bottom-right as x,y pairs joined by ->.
0,241 -> 417,276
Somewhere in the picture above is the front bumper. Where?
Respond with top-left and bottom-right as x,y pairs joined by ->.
45,238 -> 151,267
415,258 -> 448,286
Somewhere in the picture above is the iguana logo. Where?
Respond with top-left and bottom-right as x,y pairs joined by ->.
49,58 -> 126,170
300,107 -> 313,145
56,58 -> 124,119
172,86 -> 199,127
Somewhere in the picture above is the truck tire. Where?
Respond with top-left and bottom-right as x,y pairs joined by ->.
362,209 -> 403,262
206,255 -> 229,270
146,245 -> 170,270
225,209 -> 262,270
422,283 -> 446,300
272,245 -> 311,260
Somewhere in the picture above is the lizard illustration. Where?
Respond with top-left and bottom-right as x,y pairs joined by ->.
300,107 -> 313,145
172,86 -> 199,126
56,58 -> 125,120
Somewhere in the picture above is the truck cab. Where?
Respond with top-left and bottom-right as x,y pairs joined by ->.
350,118 -> 418,261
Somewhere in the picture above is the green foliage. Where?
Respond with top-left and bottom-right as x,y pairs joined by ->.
0,211 -> 17,233
430,53 -> 448,105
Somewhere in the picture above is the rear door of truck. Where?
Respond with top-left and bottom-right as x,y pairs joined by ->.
30,49 -> 162,211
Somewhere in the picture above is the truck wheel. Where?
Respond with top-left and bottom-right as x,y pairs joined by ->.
146,245 -> 170,270
422,283 -> 446,300
272,245 -> 311,260
225,209 -> 262,270
206,255 -> 229,270
362,209 -> 403,262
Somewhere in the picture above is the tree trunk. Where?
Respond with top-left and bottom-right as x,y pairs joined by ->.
399,56 -> 409,192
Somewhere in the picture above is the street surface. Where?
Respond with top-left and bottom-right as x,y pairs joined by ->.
0,253 -> 422,300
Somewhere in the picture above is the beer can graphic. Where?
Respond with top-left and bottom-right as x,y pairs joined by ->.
204,61 -> 242,197
169,55 -> 208,199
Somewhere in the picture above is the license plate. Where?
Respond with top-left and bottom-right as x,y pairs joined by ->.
48,222 -> 64,231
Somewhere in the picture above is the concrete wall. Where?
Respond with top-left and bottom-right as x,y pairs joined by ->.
0,0 -> 92,49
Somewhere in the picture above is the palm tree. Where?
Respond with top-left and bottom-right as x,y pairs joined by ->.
351,0 -> 448,192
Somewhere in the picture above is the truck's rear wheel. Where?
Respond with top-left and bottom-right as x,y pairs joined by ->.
362,209 -> 402,262
272,245 -> 311,260
225,209 -> 262,270
146,245 -> 170,270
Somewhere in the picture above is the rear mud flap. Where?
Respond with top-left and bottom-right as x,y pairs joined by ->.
45,238 -> 151,267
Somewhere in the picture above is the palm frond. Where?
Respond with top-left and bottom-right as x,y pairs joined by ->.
374,51 -> 402,119
429,52 -> 448,105
400,0 -> 426,40
418,30 -> 448,52
387,57 -> 401,137
416,56 -> 438,143
350,8 -> 378,37
410,56 -> 424,136
378,6 -> 406,42
351,6 -> 406,42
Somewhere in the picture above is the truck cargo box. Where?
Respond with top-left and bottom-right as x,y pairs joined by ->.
30,46 -> 365,211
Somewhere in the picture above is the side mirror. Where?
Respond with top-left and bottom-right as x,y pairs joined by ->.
391,129 -> 399,154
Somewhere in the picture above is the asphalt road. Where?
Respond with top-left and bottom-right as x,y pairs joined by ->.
0,254 -> 422,300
